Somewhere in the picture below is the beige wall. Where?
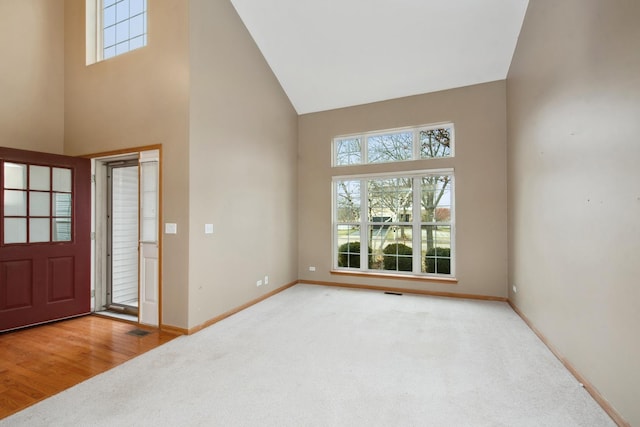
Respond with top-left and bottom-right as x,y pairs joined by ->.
298,81 -> 508,298
187,0 -> 298,328
0,0 -> 64,154
64,0 -> 191,328
507,1 -> 640,425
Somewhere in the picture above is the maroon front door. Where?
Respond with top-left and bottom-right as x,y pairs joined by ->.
0,147 -> 90,332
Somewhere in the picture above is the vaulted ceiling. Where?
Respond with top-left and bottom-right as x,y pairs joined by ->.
230,0 -> 530,114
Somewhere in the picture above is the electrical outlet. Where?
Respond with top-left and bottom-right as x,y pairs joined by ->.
256,280 -> 263,287
309,266 -> 316,272
512,285 -> 517,293
264,276 -> 269,285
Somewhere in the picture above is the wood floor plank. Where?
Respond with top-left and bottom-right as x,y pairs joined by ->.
0,315 -> 178,420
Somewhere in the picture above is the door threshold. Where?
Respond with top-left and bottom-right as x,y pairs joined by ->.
94,310 -> 138,324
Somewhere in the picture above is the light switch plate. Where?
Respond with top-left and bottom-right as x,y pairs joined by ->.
205,224 -> 214,234
165,223 -> 177,234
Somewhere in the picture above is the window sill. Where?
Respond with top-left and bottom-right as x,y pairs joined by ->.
330,269 -> 458,284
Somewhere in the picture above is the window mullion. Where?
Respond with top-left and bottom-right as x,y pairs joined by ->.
332,181 -> 337,268
449,173 -> 455,275
360,178 -> 369,270
412,176 -> 422,273
362,134 -> 368,164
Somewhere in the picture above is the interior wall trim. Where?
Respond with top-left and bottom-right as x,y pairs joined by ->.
161,279 -> 504,333
303,280 -> 507,302
80,144 -> 163,159
185,281 -> 298,335
160,323 -> 189,335
508,301 -> 629,427
330,270 -> 458,284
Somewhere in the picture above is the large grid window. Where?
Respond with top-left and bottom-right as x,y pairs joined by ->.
334,170 -> 454,277
333,123 -> 453,167
2,163 -> 73,245
103,0 -> 147,60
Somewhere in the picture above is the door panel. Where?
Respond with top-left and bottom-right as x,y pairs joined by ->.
140,243 -> 158,325
138,151 -> 159,326
0,147 -> 90,332
1,260 -> 33,310
48,256 -> 75,301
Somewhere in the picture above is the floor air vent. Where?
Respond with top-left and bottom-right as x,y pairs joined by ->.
126,329 -> 151,337
384,291 -> 403,296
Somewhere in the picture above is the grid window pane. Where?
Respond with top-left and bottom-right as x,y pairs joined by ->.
129,35 -> 145,51
104,46 -> 116,59
53,193 -> 72,217
367,178 -> 412,222
116,0 -> 130,22
4,163 -> 27,189
420,175 -> 452,222
4,190 -> 27,216
104,26 -> 116,48
115,20 -> 129,44
4,218 -> 27,244
130,0 -> 145,15
336,180 -> 360,222
104,5 -> 116,27
53,218 -> 72,242
130,14 -> 144,38
422,225 -> 451,274
30,218 -> 50,243
420,127 -> 452,159
30,192 -> 50,217
116,41 -> 130,55
52,168 -> 71,192
336,225 -> 361,268
29,165 -> 50,191
335,138 -> 362,166
367,132 -> 412,164
379,234 -> 413,272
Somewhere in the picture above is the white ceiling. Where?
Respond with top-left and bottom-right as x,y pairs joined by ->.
230,0 -> 529,115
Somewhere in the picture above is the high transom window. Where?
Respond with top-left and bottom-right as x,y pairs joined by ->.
333,123 -> 454,167
333,169 -> 454,277
102,0 -> 147,60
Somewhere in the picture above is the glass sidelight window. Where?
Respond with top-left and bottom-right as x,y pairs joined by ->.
2,163 -> 73,245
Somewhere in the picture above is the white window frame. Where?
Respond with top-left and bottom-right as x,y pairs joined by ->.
86,0 -> 147,65
332,168 -> 455,278
332,123 -> 455,167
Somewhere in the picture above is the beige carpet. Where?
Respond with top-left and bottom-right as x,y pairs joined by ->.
1,284 -> 615,426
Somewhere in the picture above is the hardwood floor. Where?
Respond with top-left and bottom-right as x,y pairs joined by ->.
0,315 -> 178,419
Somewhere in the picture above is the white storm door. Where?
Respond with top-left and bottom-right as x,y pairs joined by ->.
138,150 -> 159,326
